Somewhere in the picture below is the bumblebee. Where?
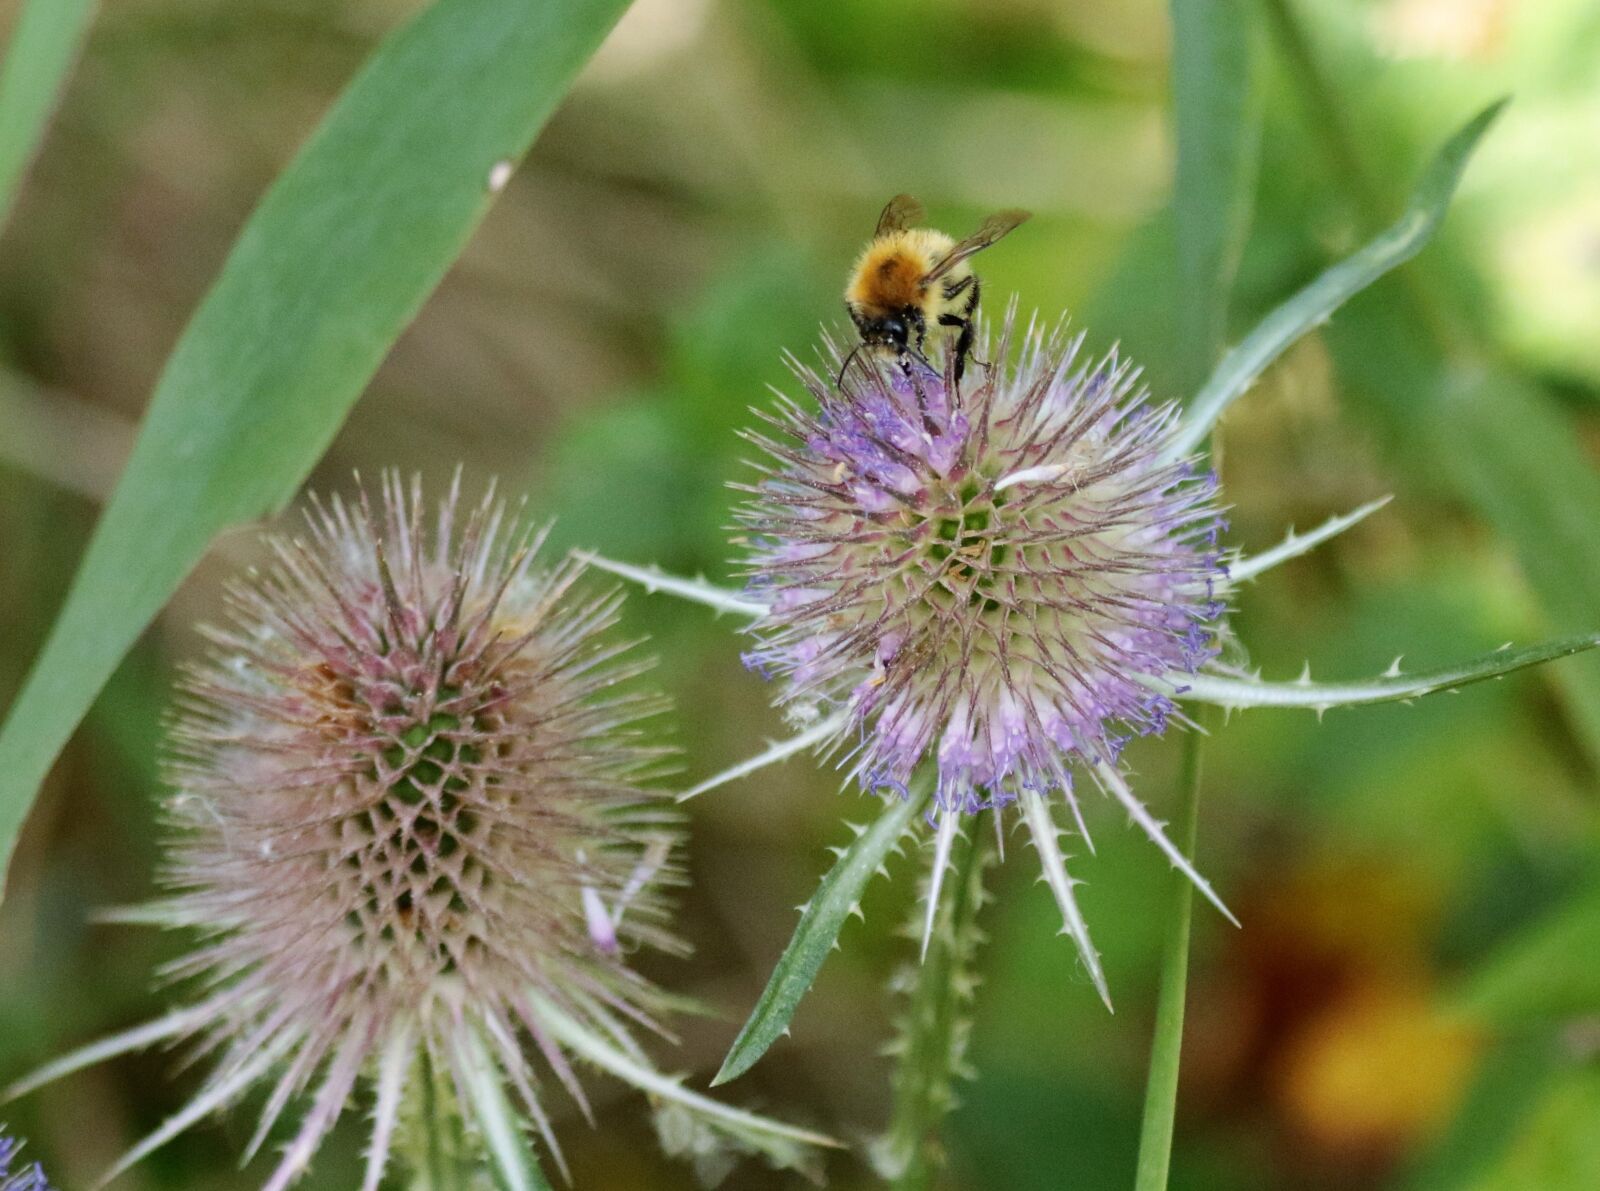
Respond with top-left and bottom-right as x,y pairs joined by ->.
842,194 -> 1029,384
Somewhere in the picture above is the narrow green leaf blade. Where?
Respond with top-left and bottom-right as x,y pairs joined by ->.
0,0 -> 633,896
1167,98 -> 1505,458
0,0 -> 97,230
1137,4 -> 1256,1180
713,791 -> 926,1086
1174,634 -> 1600,710
1169,0 -> 1259,393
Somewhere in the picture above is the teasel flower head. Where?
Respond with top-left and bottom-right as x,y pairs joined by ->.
740,313 -> 1226,811
0,1131 -> 50,1191
5,474 -> 831,1189
730,312 -> 1231,1000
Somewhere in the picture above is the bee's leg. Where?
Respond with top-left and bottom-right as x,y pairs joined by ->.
942,315 -> 974,383
947,275 -> 984,382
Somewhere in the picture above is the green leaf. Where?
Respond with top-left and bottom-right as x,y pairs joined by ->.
0,0 -> 633,897
0,0 -> 97,230
1169,0 -> 1259,393
1467,1067 -> 1600,1191
1167,98 -> 1506,459
713,789 -> 927,1086
1173,634 -> 1600,711
1456,884 -> 1600,1025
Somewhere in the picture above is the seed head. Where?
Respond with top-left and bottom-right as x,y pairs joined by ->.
740,314 -> 1227,813
152,474 -> 680,1186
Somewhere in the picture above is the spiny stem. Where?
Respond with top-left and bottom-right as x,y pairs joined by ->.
1133,713 -> 1209,1190
874,819 -> 990,1190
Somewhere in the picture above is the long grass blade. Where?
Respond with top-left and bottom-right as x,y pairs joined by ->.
0,0 -> 98,230
0,0 -> 634,901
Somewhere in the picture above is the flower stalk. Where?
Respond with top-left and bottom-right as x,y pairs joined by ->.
872,821 -> 990,1189
1133,715 -> 1209,1191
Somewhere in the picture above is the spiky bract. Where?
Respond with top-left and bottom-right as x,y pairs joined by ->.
739,315 -> 1227,814
0,1132 -> 49,1191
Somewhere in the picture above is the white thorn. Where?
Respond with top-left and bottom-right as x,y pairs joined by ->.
677,710 -> 849,801
921,808 -> 961,962
1095,765 -> 1239,927
1020,788 -> 1112,1011
575,552 -> 770,619
994,462 -> 1070,493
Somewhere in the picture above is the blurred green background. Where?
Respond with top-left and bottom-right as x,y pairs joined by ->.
2,0 -> 1599,1186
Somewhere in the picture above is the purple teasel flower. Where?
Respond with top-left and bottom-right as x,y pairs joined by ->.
732,313 -> 1231,999
0,1131 -> 50,1191
587,301 -> 1586,1009
4,475 -> 831,1189
741,318 -> 1225,816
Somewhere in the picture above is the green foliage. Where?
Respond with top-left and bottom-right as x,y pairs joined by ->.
4,0 -> 1600,1184
715,787 -> 927,1087
0,0 -> 633,900
1457,884 -> 1600,1024
544,245 -> 831,569
1169,98 -> 1506,459
0,0 -> 97,230
1169,0 -> 1259,393
1428,371 -> 1600,769
1469,1068 -> 1600,1191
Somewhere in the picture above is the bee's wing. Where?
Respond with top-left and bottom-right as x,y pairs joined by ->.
925,209 -> 1031,282
875,193 -> 926,236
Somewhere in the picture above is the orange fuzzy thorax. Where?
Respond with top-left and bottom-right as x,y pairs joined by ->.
845,227 -> 958,318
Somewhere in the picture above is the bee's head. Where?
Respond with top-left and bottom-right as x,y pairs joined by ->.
858,311 -> 910,351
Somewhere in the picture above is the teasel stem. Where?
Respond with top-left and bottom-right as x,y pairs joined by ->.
872,817 -> 992,1189
1133,711 -> 1210,1191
